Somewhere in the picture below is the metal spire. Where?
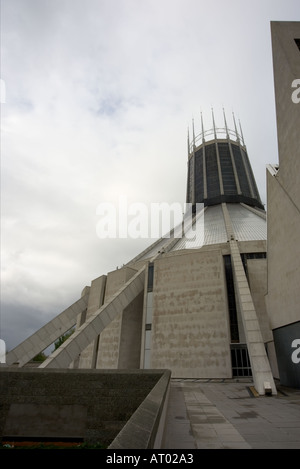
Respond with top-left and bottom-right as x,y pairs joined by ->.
201,111 -> 205,143
211,108 -> 217,139
192,118 -> 196,148
238,119 -> 246,147
223,108 -> 229,139
232,111 -> 240,143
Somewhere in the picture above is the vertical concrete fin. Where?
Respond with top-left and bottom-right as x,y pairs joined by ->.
39,267 -> 146,369
229,239 -> 277,395
223,110 -> 242,195
221,203 -> 235,241
73,275 -> 107,369
6,294 -> 89,367
212,109 -> 224,196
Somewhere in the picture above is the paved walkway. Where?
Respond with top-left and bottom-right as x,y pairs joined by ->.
162,378 -> 300,449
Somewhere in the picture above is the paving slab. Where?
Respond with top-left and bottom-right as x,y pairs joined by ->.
162,378 -> 300,449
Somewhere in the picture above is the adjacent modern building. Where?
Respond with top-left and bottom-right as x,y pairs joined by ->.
265,21 -> 300,388
5,21 -> 300,394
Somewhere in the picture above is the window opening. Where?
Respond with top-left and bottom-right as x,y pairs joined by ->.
231,344 -> 252,377
224,255 -> 239,343
147,263 -> 154,292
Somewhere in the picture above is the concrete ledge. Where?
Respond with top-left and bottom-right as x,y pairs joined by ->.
0,368 -> 170,448
108,369 -> 171,449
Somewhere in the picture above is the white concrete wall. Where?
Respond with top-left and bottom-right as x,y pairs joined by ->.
247,258 -> 272,343
118,292 -> 144,368
271,22 -> 300,208
266,170 -> 300,329
265,22 -> 300,387
267,23 -> 300,332
96,267 -> 139,368
77,275 -> 106,368
150,248 -> 232,378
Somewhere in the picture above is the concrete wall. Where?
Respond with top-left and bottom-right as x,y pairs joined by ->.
118,292 -> 144,368
247,258 -> 272,343
266,22 -> 300,388
265,170 -> 300,384
247,257 -> 279,377
37,240 -> 270,380
0,368 -> 168,448
32,239 -> 270,380
76,275 -> 106,368
271,22 -> 300,208
72,266 -> 144,370
150,248 -> 232,378
109,369 -> 171,449
266,163 -> 300,330
267,22 -> 300,330
96,267 -> 142,369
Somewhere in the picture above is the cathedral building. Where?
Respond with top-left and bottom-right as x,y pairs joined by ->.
6,110 -> 277,396
6,21 -> 300,394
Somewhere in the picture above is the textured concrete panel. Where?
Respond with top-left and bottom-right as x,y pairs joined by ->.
40,268 -> 145,369
118,292 -> 144,369
108,369 -> 171,449
150,249 -> 232,378
77,275 -> 106,368
4,404 -> 87,438
266,170 -> 300,329
97,267 -> 140,369
271,22 -> 300,207
0,368 -> 167,447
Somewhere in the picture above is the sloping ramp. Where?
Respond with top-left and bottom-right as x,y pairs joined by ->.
39,266 -> 145,369
6,294 -> 89,367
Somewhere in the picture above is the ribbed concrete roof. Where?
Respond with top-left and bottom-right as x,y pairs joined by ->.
171,203 -> 266,251
226,204 -> 266,241
132,203 -> 266,262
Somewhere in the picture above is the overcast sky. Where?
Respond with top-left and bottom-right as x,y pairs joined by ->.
1,0 -> 299,352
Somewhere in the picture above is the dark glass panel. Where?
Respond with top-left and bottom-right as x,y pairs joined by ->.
147,263 -> 154,292
224,255 -> 239,342
195,148 -> 204,202
232,145 -> 252,198
206,143 -> 220,199
218,142 -> 237,195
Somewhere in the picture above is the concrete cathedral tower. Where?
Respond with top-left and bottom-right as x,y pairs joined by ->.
187,110 -> 263,210
6,110 -> 277,396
